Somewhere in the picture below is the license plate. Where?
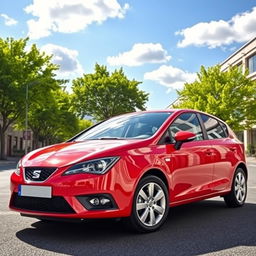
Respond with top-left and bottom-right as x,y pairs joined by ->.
18,185 -> 52,198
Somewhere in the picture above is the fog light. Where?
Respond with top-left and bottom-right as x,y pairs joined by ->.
100,198 -> 110,205
76,194 -> 118,210
89,198 -> 100,206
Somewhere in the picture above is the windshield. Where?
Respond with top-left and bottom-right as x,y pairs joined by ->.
75,112 -> 173,141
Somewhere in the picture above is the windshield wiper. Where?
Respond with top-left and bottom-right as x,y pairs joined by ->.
98,137 -> 123,140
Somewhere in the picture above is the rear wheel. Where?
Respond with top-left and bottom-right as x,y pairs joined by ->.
224,168 -> 247,207
128,175 -> 169,233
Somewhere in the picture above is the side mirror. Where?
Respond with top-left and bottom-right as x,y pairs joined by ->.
174,131 -> 196,150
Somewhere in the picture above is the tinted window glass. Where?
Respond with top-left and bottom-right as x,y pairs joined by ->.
75,112 -> 172,141
169,113 -> 203,143
220,122 -> 228,137
220,122 -> 229,137
200,114 -> 227,139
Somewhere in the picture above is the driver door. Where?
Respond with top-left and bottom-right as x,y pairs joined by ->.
166,112 -> 214,203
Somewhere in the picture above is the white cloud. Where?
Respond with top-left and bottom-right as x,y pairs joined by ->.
107,43 -> 171,66
24,0 -> 129,39
41,44 -> 83,76
229,46 -> 237,52
144,65 -> 196,91
176,7 -> 256,48
0,14 -> 18,26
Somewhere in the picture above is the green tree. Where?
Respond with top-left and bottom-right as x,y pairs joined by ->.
0,37 -> 59,159
174,65 -> 256,131
72,64 -> 149,121
27,89 -> 92,148
78,119 -> 93,131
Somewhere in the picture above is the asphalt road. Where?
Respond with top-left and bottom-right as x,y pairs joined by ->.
0,162 -> 256,256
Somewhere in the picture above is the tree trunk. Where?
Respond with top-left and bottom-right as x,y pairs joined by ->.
32,131 -> 40,150
0,128 -> 6,160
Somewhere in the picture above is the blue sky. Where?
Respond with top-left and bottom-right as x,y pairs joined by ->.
1,0 -> 256,109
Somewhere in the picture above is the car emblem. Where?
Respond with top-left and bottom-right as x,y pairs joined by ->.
32,170 -> 41,179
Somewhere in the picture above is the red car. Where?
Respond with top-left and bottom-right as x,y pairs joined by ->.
9,110 -> 247,232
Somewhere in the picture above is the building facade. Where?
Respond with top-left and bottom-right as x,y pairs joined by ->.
220,37 -> 256,153
0,119 -> 33,158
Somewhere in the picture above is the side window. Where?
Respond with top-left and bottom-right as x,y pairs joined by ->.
220,122 -> 229,137
169,113 -> 203,143
200,114 -> 227,139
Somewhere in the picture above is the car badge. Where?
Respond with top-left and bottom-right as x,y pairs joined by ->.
32,170 -> 41,179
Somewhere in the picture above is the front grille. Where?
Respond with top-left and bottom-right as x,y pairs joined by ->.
11,193 -> 75,214
24,167 -> 57,182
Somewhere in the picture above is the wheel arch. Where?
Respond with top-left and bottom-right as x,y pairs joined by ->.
236,162 -> 248,180
139,168 -> 170,191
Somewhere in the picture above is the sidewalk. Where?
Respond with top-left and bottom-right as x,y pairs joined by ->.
246,156 -> 256,165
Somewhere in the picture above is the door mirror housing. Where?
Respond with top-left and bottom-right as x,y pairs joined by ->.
174,131 -> 196,150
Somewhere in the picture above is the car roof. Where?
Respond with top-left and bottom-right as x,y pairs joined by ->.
120,109 -> 227,124
127,109 -> 205,115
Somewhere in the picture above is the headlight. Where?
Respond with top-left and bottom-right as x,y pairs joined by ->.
15,160 -> 21,176
63,157 -> 120,175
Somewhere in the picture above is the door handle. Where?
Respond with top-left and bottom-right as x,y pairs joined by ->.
205,149 -> 213,155
229,147 -> 236,152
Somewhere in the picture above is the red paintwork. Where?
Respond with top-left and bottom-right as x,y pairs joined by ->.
174,131 -> 195,141
9,109 -> 247,219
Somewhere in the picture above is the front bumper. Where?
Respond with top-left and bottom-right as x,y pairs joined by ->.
9,163 -> 134,219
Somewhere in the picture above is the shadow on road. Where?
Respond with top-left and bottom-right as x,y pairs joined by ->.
16,200 -> 256,256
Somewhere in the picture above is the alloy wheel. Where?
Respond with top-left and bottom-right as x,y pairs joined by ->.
234,171 -> 246,203
135,182 -> 166,227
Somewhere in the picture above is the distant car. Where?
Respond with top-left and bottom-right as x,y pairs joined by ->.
9,110 -> 247,232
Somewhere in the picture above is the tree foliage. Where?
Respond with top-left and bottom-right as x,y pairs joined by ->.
72,64 -> 149,120
174,65 -> 256,131
0,37 -> 59,159
27,89 -> 92,148
78,119 -> 94,131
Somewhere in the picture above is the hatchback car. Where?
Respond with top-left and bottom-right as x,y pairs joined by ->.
9,110 -> 247,232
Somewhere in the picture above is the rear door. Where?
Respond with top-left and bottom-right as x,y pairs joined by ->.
199,114 -> 236,191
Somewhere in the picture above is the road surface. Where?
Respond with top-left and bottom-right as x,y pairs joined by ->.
0,161 -> 255,256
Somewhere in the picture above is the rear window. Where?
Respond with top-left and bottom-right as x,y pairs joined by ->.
200,114 -> 228,139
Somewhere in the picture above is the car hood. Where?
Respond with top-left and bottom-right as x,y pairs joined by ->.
22,140 -> 144,167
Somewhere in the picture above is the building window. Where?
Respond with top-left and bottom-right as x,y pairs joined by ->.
14,137 -> 18,147
248,54 -> 256,74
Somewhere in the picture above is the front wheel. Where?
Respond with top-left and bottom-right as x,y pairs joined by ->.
128,175 -> 169,233
224,168 -> 247,207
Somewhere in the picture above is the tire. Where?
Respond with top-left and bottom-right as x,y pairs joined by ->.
224,168 -> 247,207
128,175 -> 169,233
